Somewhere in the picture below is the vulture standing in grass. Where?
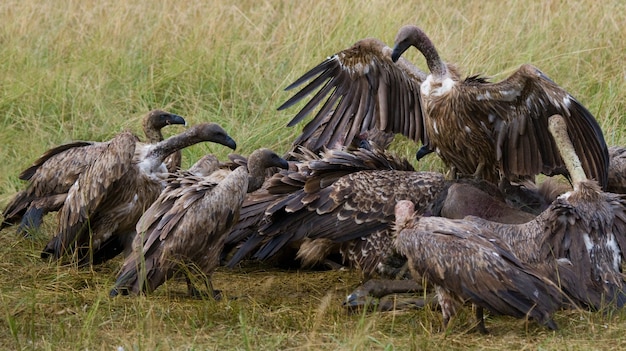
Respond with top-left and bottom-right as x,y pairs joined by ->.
1,110 -> 186,235
395,115 -> 626,325
41,123 -> 237,266
110,149 -> 289,297
393,200 -> 562,333
279,25 -> 609,188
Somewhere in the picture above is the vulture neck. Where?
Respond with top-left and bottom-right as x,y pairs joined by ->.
410,27 -> 448,79
245,157 -> 269,193
393,200 -> 417,234
548,114 -> 588,190
143,125 -> 163,144
146,128 -> 203,164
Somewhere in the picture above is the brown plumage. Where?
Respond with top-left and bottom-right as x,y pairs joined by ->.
391,25 -> 608,186
460,116 -> 626,309
393,200 -> 562,332
225,143 -> 554,276
40,123 -> 237,266
279,26 -> 608,188
396,115 -> 626,318
277,37 -> 427,154
110,149 -> 289,297
225,144 -> 439,275
607,146 -> 626,194
1,110 -> 186,235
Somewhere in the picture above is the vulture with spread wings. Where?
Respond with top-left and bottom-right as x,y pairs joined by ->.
279,25 -> 608,187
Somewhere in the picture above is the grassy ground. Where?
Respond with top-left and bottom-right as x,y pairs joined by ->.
1,0 -> 625,349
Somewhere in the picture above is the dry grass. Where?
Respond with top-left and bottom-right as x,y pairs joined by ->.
1,0 -> 626,349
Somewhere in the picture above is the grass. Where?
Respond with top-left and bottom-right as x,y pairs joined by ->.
1,0 -> 625,349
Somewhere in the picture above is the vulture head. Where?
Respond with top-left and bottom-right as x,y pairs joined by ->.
143,110 -> 187,129
246,148 -> 290,193
184,123 -> 238,151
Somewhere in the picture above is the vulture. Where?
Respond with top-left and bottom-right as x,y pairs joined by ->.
224,144 -> 440,275
225,142 -> 555,277
395,115 -> 626,326
1,110 -> 186,235
279,25 -> 609,188
110,149 -> 289,297
40,123 -> 237,266
393,200 -> 562,332
458,115 -> 626,309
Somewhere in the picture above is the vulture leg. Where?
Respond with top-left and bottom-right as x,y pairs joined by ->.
474,306 -> 489,334
472,161 -> 486,179
185,270 -> 221,300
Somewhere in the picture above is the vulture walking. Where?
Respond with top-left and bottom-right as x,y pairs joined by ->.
110,149 -> 289,297
1,110 -> 186,235
393,200 -> 562,333
279,25 -> 609,188
40,123 -> 237,266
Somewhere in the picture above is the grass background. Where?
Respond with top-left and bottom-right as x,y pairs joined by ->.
0,0 -> 625,349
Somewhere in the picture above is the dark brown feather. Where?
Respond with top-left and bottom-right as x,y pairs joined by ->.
2,110 -> 187,234
394,200 -> 562,331
40,123 -> 237,265
111,149 -> 288,296
278,38 -> 426,154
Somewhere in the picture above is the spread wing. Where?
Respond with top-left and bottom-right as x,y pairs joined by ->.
464,64 -> 609,187
279,38 -> 427,153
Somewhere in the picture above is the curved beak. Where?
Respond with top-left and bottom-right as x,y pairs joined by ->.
276,157 -> 290,170
416,144 -> 434,160
166,114 -> 187,127
391,42 -> 409,63
221,136 -> 237,150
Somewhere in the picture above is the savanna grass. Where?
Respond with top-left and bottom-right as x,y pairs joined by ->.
1,0 -> 625,349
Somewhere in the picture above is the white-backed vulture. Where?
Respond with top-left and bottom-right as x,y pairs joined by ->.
393,200 -> 562,333
110,149 -> 289,297
390,25 -> 608,186
1,110 -> 186,235
463,116 -> 626,310
278,26 -> 609,188
40,123 -> 237,266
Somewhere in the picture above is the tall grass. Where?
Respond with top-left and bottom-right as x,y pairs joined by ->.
1,0 -> 625,349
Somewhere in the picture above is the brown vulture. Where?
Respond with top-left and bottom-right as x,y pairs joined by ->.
110,149 -> 289,297
394,115 -> 626,333
1,110 -> 186,235
278,25 -> 609,188
40,123 -> 237,266
393,199 -> 562,333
